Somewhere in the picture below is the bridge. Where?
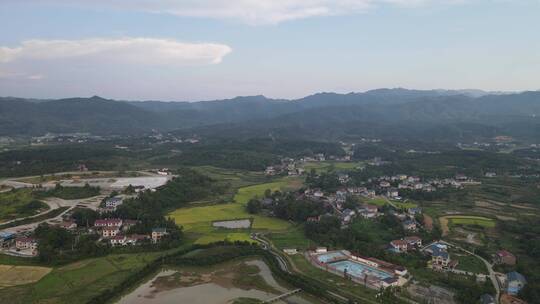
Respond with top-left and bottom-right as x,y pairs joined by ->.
262,289 -> 302,303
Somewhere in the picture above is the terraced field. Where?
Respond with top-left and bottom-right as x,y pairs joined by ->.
439,215 -> 496,236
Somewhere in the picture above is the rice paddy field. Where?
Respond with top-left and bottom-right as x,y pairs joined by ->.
169,177 -> 304,244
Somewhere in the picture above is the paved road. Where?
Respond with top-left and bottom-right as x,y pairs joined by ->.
0,195 -> 105,235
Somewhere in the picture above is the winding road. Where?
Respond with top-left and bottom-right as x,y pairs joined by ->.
440,240 -> 501,303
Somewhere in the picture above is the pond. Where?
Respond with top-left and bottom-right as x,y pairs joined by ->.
116,259 -> 313,304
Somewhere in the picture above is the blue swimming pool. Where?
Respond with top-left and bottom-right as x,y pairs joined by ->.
316,251 -> 347,263
329,260 -> 393,280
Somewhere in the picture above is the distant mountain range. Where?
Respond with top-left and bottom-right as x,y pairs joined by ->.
1,89 -> 539,142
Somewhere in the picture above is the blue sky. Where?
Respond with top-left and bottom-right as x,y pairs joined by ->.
1,0 -> 539,101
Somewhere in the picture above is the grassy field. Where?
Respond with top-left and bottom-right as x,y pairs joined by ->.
303,161 -> 363,173
0,265 -> 52,288
453,254 -> 488,274
169,177 -> 303,244
267,225 -> 312,250
0,189 -> 48,223
0,251 -> 172,304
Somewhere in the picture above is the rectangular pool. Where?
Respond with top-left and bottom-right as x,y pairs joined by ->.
329,260 -> 393,280
316,251 -> 347,263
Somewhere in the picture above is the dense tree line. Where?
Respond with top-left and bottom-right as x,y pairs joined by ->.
34,223 -> 107,264
247,190 -> 329,222
306,170 -> 341,192
36,183 -> 100,200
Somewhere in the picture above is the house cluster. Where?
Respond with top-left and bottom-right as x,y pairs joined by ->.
264,152 -> 355,176
485,250 -> 528,303
0,231 -> 39,257
100,196 -> 124,212
94,218 -> 167,246
265,158 -> 306,176
422,242 -> 458,271
389,236 -> 422,253
372,174 -> 479,199
366,157 -> 391,166
389,208 -> 422,231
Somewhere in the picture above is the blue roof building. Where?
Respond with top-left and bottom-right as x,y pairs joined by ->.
506,271 -> 526,295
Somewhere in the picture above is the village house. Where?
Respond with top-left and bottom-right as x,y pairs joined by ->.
506,271 -> 527,295
423,242 -> 457,271
402,219 -> 417,231
105,197 -> 123,209
390,240 -> 408,253
408,207 -> 422,216
358,205 -> 378,219
386,188 -> 399,198
379,181 -> 391,188
58,220 -> 77,230
94,218 -> 123,228
485,172 -> 497,178
283,248 -> 298,255
102,227 -> 120,238
151,228 -> 168,243
494,250 -> 517,266
340,209 -> 356,224
315,247 -> 327,253
265,166 -> 277,176
500,294 -> 528,304
480,294 -> 496,304
0,232 -> 15,249
110,235 -> 127,246
122,219 -> 138,231
15,237 -> 38,250
404,236 -> 422,249
338,174 -> 350,184
390,236 -> 422,253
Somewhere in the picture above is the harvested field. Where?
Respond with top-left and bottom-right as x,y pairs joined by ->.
423,214 -> 434,231
0,265 -> 52,288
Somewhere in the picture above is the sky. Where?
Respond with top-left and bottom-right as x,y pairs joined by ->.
0,0 -> 539,101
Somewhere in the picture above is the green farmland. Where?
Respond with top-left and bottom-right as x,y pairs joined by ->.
169,177 -> 303,244
0,251 -> 172,304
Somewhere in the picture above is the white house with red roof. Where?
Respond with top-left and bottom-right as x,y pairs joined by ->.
94,218 -> 123,228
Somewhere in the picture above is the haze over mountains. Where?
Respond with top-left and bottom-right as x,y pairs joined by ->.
1,89 -> 539,142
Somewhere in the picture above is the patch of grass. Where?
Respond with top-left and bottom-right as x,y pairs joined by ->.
454,254 -> 488,274
0,189 -> 48,222
267,225 -> 312,250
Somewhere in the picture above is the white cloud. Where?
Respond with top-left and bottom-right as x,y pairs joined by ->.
10,0 -> 468,25
0,38 -> 232,65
